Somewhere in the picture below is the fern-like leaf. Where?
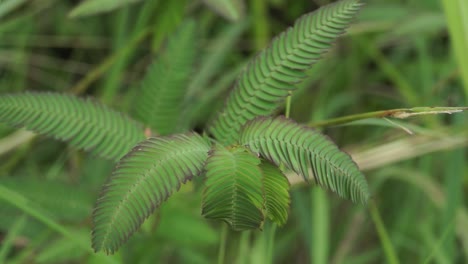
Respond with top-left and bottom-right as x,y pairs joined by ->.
202,145 -> 264,230
92,133 -> 211,254
209,0 -> 363,145
260,161 -> 290,225
133,20 -> 197,135
0,93 -> 145,160
240,116 -> 369,204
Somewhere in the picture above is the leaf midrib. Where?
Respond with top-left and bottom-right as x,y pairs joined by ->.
98,141 -> 208,251
219,2 -> 359,142
2,96 -> 142,155
243,136 -> 366,196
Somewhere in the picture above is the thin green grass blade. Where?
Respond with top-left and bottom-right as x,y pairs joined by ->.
202,0 -> 245,21
441,0 -> 468,96
0,214 -> 26,263
0,0 -> 28,19
369,201 -> 400,264
35,229 -> 90,264
0,184 -> 120,263
0,178 -> 93,222
69,0 -> 142,18
0,185 -> 91,253
250,0 -> 269,50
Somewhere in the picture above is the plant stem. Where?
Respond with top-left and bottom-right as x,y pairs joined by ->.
0,214 -> 26,263
311,188 -> 329,264
265,223 -> 277,264
308,107 -> 468,128
0,130 -> 35,156
369,200 -> 400,264
285,92 -> 292,118
251,0 -> 269,50
236,231 -> 250,264
218,224 -> 228,264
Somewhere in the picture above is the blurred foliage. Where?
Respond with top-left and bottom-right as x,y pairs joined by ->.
0,0 -> 466,263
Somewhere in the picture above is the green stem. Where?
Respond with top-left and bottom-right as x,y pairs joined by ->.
0,130 -> 35,156
236,231 -> 251,264
308,107 -> 468,128
251,0 -> 269,50
285,92 -> 292,119
311,188 -> 329,264
0,214 -> 26,263
369,200 -> 400,264
218,224 -> 228,264
265,223 -> 277,264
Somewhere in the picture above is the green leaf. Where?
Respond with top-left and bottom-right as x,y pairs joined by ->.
69,0 -> 142,18
260,161 -> 290,225
209,0 -> 364,145
202,0 -> 245,21
202,145 -> 264,230
92,133 -> 211,254
133,20 -> 197,135
239,116 -> 369,204
0,93 -> 145,160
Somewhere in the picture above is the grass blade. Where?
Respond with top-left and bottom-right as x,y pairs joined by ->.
369,200 -> 400,264
441,0 -> 468,96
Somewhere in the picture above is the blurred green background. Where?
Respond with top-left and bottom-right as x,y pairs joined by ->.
0,0 -> 466,263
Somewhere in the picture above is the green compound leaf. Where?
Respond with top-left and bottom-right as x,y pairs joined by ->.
260,161 -> 290,226
133,20 -> 197,135
202,145 -> 264,230
0,92 -> 145,160
92,133 -> 211,254
240,116 -> 369,204
209,0 -> 364,145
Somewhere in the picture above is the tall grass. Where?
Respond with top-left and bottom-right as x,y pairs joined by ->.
0,0 -> 466,263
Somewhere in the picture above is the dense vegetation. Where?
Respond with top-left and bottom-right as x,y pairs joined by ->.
0,0 -> 466,263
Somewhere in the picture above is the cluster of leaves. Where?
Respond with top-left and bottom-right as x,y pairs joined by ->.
0,0 -> 369,255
